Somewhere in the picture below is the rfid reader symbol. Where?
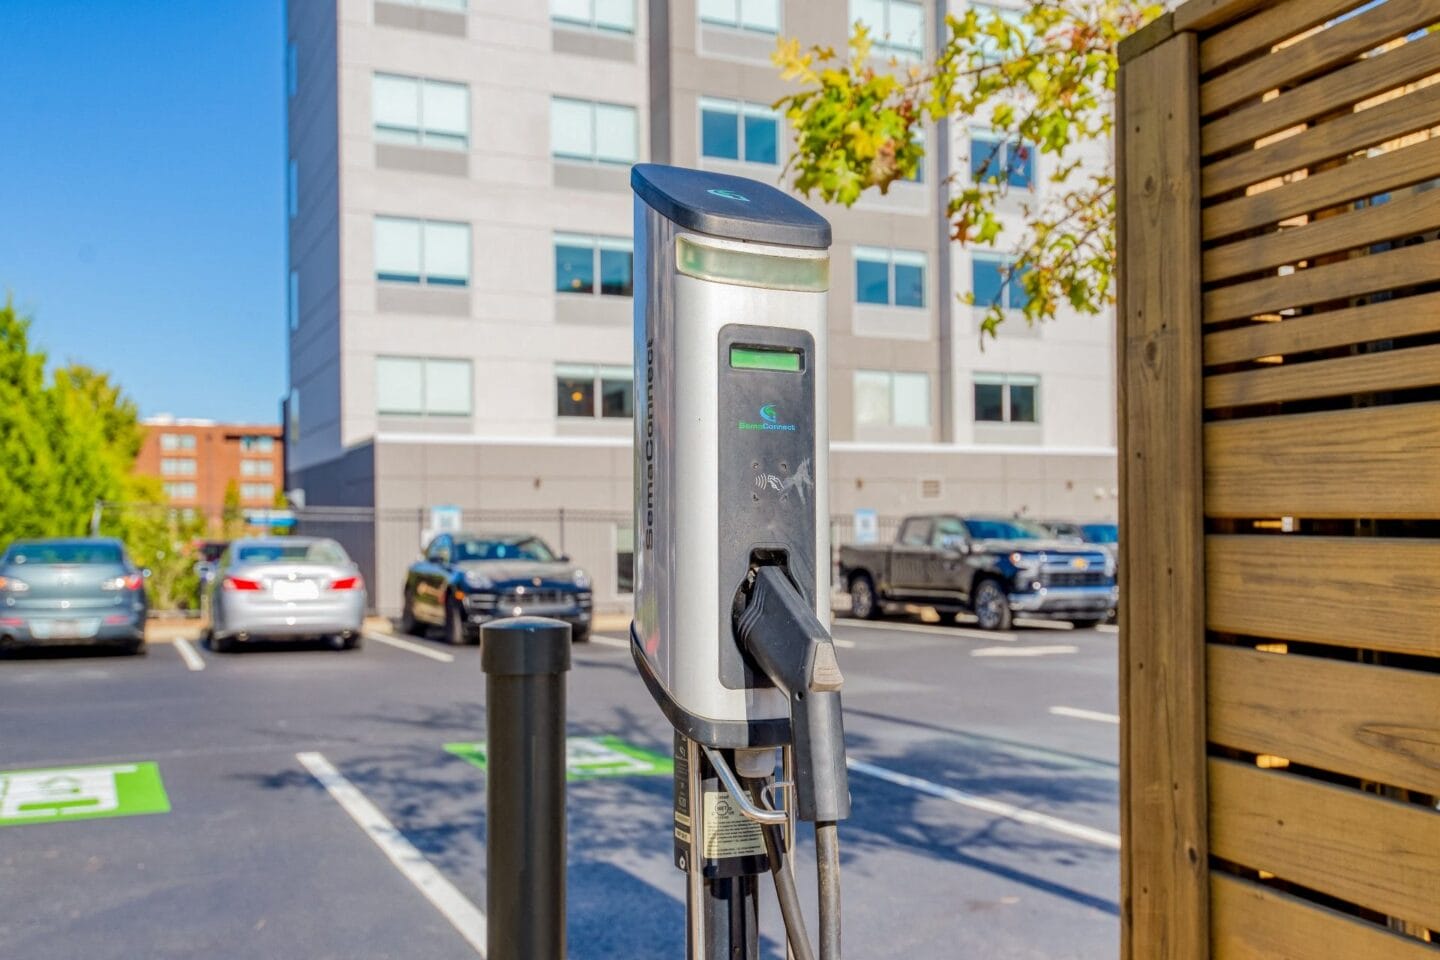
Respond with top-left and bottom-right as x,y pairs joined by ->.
759,405 -> 779,424
707,188 -> 751,203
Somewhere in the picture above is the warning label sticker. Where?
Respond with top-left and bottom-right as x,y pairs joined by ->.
702,789 -> 766,859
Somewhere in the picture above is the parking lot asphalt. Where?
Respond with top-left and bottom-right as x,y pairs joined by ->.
0,616 -> 1119,960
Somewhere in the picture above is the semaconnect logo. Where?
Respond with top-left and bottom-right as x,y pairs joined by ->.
739,404 -> 797,432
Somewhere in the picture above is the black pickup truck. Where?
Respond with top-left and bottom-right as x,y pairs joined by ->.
837,514 -> 1116,630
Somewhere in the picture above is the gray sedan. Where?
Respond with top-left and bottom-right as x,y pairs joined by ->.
0,538 -> 148,654
207,538 -> 365,652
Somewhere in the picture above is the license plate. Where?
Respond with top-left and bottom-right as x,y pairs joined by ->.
272,581 -> 320,602
48,620 -> 83,640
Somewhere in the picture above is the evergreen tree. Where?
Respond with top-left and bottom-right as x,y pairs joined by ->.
0,299 -> 62,543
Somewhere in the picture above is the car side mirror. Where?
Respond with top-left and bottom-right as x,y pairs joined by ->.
559,554 -> 571,563
939,535 -> 969,554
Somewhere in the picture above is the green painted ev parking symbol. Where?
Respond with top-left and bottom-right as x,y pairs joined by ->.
0,762 -> 170,827
445,736 -> 672,782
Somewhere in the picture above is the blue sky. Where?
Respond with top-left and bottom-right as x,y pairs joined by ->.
0,0 -> 286,424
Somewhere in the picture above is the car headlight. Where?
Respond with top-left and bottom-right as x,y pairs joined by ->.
463,571 -> 493,589
573,569 -> 590,589
1008,552 -> 1042,572
0,576 -> 29,593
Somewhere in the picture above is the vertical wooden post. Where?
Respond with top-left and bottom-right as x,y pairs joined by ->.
1116,23 -> 1209,960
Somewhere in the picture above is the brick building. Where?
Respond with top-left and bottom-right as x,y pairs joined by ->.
134,417 -> 286,525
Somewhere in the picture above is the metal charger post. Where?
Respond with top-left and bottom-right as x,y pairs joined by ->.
630,163 -> 850,960
481,617 -> 571,960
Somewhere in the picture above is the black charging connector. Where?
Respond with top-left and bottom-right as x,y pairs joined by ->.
734,565 -> 849,824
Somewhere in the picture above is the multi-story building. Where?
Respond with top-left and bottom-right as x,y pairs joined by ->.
134,418 -> 285,525
284,0 -> 1117,615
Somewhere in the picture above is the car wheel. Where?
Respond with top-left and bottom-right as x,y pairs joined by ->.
125,640 -> 147,656
848,574 -> 879,620
445,601 -> 467,647
1066,618 -> 1103,630
972,579 -> 1013,631
212,633 -> 234,654
571,626 -> 590,643
399,596 -> 420,636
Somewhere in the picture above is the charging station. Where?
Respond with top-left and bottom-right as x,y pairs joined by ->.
631,163 -> 850,960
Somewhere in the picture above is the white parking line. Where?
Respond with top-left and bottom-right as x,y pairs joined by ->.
588,634 -> 630,650
972,644 -> 1078,658
846,757 -> 1120,849
366,633 -> 455,663
838,620 -> 1018,642
297,752 -> 487,955
173,638 -> 205,671
1096,624 -> 1119,634
1050,705 -> 1120,725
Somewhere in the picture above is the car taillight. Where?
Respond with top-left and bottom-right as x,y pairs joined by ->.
329,576 -> 363,591
223,576 -> 263,591
101,573 -> 145,591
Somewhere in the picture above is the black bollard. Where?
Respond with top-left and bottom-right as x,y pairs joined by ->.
481,616 -> 571,960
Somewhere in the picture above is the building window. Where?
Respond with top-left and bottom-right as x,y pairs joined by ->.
373,73 -> 469,150
287,158 -> 298,218
160,433 -> 197,452
970,132 -> 1034,190
374,217 -> 470,287
240,436 -> 275,453
377,357 -> 473,416
163,482 -> 197,501
852,0 -> 924,56
699,0 -> 779,32
288,270 -> 300,330
241,483 -> 276,501
972,254 -> 1029,311
974,373 -> 1039,423
854,246 -> 925,308
556,364 -> 633,419
552,0 -> 634,33
700,98 -> 779,165
286,42 -> 297,98
240,459 -> 274,477
615,524 -> 634,594
854,370 -> 930,428
550,97 -> 638,165
160,458 -> 196,476
287,388 -> 301,445
554,234 -> 633,296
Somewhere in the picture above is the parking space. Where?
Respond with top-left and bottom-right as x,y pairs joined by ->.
0,617 -> 1119,959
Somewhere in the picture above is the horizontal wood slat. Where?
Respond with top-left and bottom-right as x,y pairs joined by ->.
1211,873 -> 1440,960
1203,81 -> 1440,199
1208,645 -> 1440,795
1204,181 -> 1440,281
1209,758 -> 1440,931
1203,29 -> 1440,156
1205,403 -> 1440,519
1199,0 -> 1369,76
1203,242 -> 1440,324
1204,135 -> 1440,241
1206,535 -> 1440,656
1200,0 -> 1440,116
1174,0 -> 1277,34
1204,343 -> 1440,408
1203,291 -> 1440,367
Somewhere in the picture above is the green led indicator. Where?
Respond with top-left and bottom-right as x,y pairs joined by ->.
730,347 -> 802,372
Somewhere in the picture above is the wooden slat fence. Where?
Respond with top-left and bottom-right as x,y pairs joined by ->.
1118,2 -> 1440,958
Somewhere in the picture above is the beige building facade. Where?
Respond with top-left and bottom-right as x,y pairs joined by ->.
285,0 -> 1117,614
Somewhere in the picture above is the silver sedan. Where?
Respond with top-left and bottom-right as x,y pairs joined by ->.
207,537 -> 365,652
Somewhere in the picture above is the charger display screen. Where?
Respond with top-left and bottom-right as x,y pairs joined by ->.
729,346 -> 802,373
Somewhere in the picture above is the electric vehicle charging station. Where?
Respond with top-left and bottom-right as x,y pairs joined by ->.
630,163 -> 850,960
